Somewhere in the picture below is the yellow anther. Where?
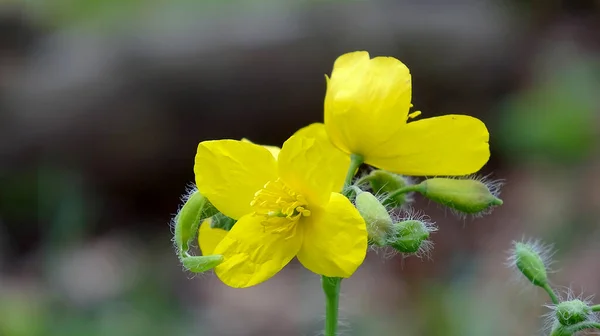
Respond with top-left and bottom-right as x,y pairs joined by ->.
251,178 -> 311,222
408,111 -> 421,119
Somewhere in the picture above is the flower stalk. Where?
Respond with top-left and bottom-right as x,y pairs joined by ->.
322,153 -> 364,335
322,276 -> 342,336
543,283 -> 560,305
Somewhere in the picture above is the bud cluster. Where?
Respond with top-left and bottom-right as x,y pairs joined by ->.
352,170 -> 503,257
507,238 -> 600,336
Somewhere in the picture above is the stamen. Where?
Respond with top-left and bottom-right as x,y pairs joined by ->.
251,178 -> 311,223
408,111 -> 421,119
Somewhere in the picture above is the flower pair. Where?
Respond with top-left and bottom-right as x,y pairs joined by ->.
194,51 -> 490,288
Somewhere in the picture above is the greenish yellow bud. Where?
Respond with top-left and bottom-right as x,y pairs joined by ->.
355,191 -> 393,246
366,170 -> 411,208
556,300 -> 591,326
512,241 -> 549,287
390,220 -> 430,254
181,255 -> 223,273
416,177 -> 503,214
173,189 -> 219,255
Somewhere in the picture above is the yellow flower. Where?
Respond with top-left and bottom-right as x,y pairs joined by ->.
319,51 -> 490,176
194,134 -> 367,288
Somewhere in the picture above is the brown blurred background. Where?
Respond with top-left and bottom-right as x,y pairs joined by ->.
1,0 -> 599,335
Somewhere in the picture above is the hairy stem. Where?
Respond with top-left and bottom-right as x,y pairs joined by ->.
322,276 -> 342,336
591,304 -> 600,312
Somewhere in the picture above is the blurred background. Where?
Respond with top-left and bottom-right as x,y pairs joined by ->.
1,0 -> 599,335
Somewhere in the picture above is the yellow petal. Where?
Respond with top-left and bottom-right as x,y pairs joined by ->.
297,192 -> 367,277
367,115 -> 490,176
198,219 -> 228,256
213,214 -> 303,288
325,51 -> 412,156
241,138 -> 281,160
293,122 -> 329,142
278,134 -> 349,207
194,140 -> 277,219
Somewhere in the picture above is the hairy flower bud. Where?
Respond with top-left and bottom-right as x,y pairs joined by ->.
173,188 -> 219,255
511,241 -> 549,287
415,177 -> 503,214
365,170 -> 411,208
556,300 -> 592,326
390,220 -> 430,254
355,191 -> 393,246
181,255 -> 224,273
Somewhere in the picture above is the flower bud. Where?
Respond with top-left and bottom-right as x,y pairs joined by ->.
512,241 -> 549,287
173,189 -> 219,255
415,177 -> 503,214
355,191 -> 393,246
390,220 -> 430,254
181,255 -> 223,273
366,170 -> 411,208
556,300 -> 591,326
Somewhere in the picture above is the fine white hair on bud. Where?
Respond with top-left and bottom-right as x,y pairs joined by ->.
543,289 -> 598,334
388,209 -> 437,259
506,238 -> 556,288
416,174 -> 504,219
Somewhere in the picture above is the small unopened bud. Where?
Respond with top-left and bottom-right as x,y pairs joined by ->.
173,188 -> 219,255
415,177 -> 503,214
355,191 -> 393,246
511,241 -> 550,287
556,300 -> 592,326
390,220 -> 430,254
366,170 -> 411,208
181,255 -> 223,273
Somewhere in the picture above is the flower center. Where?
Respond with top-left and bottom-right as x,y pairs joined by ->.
251,178 -> 311,222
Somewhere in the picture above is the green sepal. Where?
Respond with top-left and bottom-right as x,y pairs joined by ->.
181,255 -> 224,273
174,190 -> 219,255
210,212 -> 236,231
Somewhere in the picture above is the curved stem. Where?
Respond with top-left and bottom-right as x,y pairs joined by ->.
384,185 -> 423,201
591,304 -> 600,312
343,154 -> 364,188
542,283 -> 559,305
322,276 -> 341,336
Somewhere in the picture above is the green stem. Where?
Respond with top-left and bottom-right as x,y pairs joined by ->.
322,276 -> 341,336
343,154 -> 364,188
384,185 -> 423,202
591,304 -> 600,312
562,321 -> 600,334
542,283 -> 559,305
